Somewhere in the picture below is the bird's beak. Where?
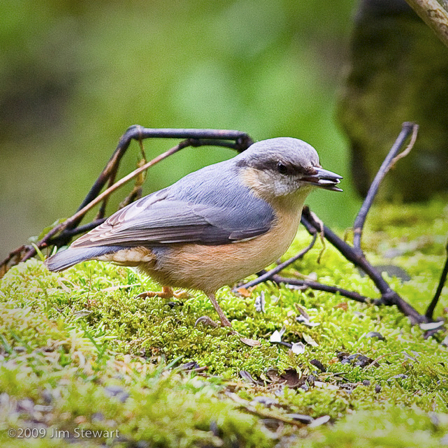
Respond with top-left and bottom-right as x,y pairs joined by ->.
301,167 -> 343,192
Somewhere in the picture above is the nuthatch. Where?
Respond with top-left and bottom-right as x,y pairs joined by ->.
46,137 -> 342,327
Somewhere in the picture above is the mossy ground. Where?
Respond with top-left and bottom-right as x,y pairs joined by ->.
0,198 -> 447,447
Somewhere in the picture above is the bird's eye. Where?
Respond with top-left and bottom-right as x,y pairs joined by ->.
277,162 -> 288,174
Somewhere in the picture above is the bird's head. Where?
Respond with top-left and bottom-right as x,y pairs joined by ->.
235,137 -> 342,201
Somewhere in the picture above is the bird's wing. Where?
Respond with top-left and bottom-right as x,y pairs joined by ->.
71,187 -> 275,248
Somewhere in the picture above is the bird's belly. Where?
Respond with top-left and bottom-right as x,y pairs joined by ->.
144,209 -> 302,294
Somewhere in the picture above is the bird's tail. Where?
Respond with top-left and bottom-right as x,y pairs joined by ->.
45,246 -> 122,272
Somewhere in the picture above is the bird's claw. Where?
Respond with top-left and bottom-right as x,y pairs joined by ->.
137,286 -> 189,300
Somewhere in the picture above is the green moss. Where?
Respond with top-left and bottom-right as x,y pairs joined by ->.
303,407 -> 448,448
0,198 -> 447,446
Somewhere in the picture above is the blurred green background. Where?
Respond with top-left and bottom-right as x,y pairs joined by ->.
0,0 -> 361,260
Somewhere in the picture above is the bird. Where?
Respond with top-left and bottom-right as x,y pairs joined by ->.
45,137 -> 342,328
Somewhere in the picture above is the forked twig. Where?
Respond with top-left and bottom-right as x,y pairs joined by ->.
0,126 -> 252,274
21,140 -> 189,262
301,208 -> 426,324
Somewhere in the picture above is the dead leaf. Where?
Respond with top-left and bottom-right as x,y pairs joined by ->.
266,368 -> 303,388
237,287 -> 252,298
296,314 -> 320,328
334,302 -> 348,311
240,337 -> 261,347
239,370 -> 264,385
303,334 -> 318,347
310,359 -> 326,372
295,305 -> 310,320
194,316 -> 218,328
266,368 -> 281,383
365,331 -> 386,341
281,369 -> 302,388
286,413 -> 314,424
419,321 -> 444,331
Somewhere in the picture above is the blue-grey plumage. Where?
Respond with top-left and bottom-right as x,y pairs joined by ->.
45,137 -> 342,327
45,246 -> 124,272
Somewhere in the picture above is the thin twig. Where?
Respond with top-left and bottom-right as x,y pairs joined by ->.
271,274 -> 379,305
20,141 -> 188,262
47,219 -> 107,248
389,125 -> 418,168
364,352 -> 398,370
0,245 -> 26,277
97,158 -> 120,220
310,210 -> 326,264
353,123 -> 418,254
118,158 -> 147,209
425,239 -> 448,319
237,233 -> 317,290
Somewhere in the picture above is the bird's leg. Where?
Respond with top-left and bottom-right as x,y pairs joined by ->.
206,293 -> 232,327
137,286 -> 189,300
195,294 -> 260,346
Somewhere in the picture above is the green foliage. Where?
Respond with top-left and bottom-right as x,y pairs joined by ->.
0,198 -> 447,446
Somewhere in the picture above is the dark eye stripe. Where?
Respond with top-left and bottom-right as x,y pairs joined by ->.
236,157 -> 313,176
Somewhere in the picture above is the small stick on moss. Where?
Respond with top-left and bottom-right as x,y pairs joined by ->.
270,274 -> 378,304
364,352 -> 398,370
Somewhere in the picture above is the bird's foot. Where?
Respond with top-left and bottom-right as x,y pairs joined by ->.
194,314 -> 260,346
194,312 -> 232,329
137,286 -> 190,300
172,290 -> 190,299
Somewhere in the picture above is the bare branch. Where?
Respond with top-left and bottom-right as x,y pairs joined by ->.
302,207 -> 427,324
20,140 -> 188,262
270,274 -> 380,305
353,123 -> 418,255
405,0 -> 448,48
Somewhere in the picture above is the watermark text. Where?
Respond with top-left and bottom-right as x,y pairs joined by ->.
8,427 -> 120,439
